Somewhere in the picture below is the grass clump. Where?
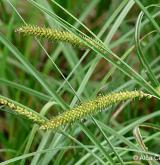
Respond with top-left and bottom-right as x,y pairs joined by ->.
0,0 -> 160,165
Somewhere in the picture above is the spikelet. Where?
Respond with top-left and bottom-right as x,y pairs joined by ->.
15,25 -> 101,49
0,95 -> 46,125
40,91 -> 152,130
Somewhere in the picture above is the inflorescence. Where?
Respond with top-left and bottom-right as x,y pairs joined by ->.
15,25 -> 102,49
0,91 -> 152,130
40,91 -> 152,130
0,95 -> 46,125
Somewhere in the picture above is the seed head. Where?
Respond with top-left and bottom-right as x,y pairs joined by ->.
40,91 -> 152,130
0,96 -> 46,125
15,25 -> 102,49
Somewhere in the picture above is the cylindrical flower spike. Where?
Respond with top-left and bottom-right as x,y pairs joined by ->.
15,25 -> 101,49
40,91 -> 152,130
0,95 -> 46,125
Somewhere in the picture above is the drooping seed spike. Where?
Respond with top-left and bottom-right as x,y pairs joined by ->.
40,90 -> 152,130
0,95 -> 46,125
15,25 -> 102,49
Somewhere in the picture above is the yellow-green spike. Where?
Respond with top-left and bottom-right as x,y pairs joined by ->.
0,95 -> 46,125
40,91 -> 152,130
15,25 -> 102,49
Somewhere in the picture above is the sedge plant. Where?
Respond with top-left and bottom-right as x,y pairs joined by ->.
0,1 -> 160,165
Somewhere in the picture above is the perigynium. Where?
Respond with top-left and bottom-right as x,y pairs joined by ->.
40,91 -> 152,130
